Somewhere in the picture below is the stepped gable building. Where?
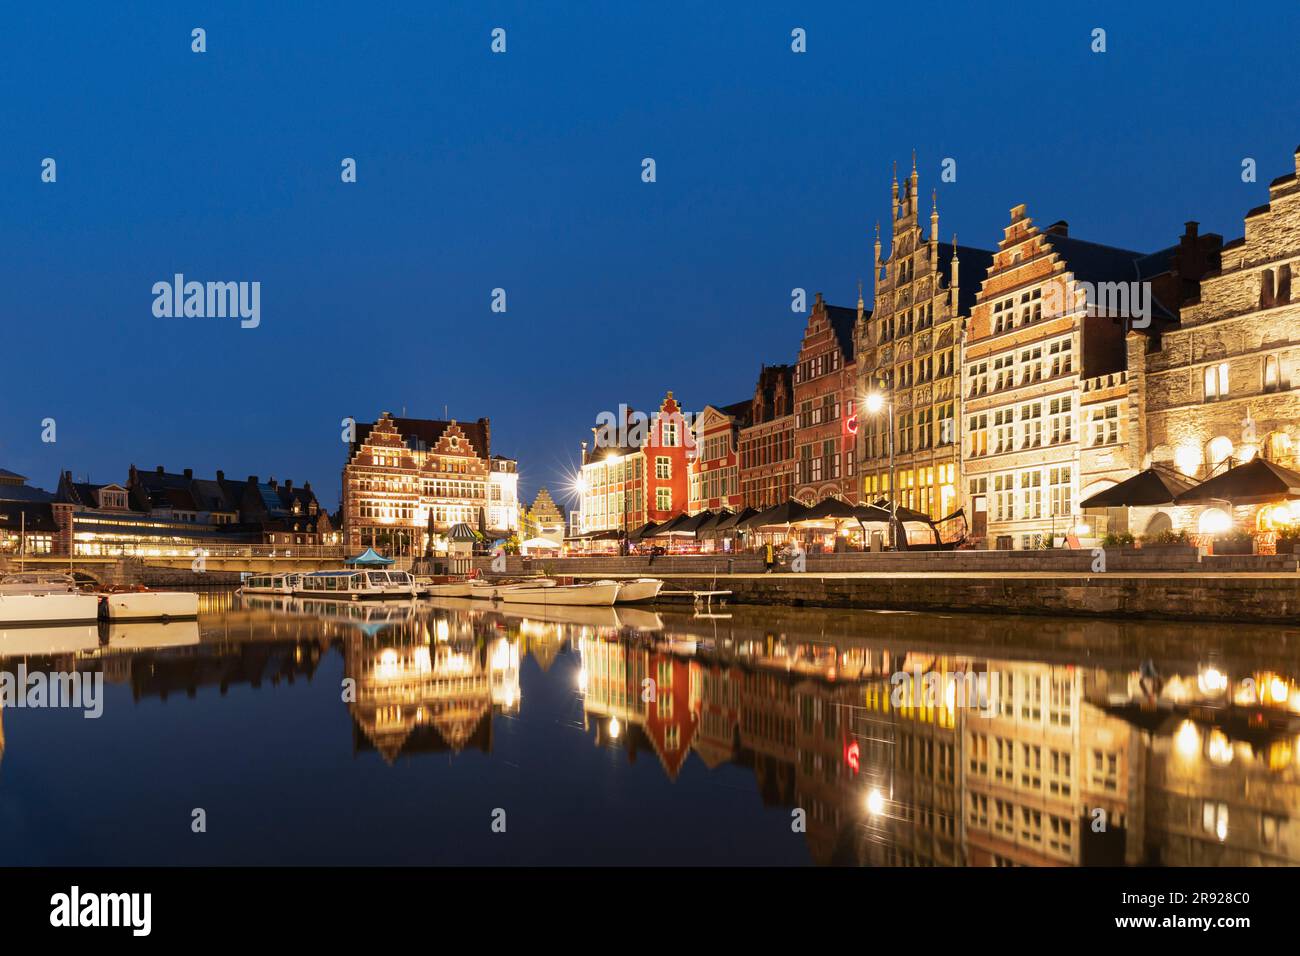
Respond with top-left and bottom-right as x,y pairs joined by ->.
525,488 -> 566,543
739,364 -> 795,509
793,292 -> 860,504
856,157 -> 995,520
960,205 -> 1191,549
342,413 -> 492,554
689,399 -> 751,513
1126,146 -> 1300,543
577,391 -> 693,534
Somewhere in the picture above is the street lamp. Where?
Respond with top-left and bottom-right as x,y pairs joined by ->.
863,391 -> 899,550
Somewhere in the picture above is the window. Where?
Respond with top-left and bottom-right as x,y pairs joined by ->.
1019,402 -> 1043,448
968,414 -> 988,458
1048,396 -> 1072,444
968,361 -> 988,396
1049,466 -> 1071,516
655,488 -> 671,510
1204,362 -> 1229,401
1048,339 -> 1073,377
1019,470 -> 1042,520
993,355 -> 1015,391
655,456 -> 671,479
1089,404 -> 1120,446
1264,355 -> 1281,393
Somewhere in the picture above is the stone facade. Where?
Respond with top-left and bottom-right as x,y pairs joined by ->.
856,160 -> 992,519
1130,147 -> 1300,542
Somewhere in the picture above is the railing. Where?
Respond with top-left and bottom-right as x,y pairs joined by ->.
71,543 -> 347,559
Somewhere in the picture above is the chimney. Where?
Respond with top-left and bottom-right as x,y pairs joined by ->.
156,466 -> 164,474
303,481 -> 311,491
269,477 -> 277,490
247,475 -> 258,485
183,468 -> 193,480
284,479 -> 293,492
216,470 -> 225,482
1184,221 -> 1199,239
1045,220 -> 1069,237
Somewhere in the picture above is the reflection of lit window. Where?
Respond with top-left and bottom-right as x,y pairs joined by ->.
1202,801 -> 1228,842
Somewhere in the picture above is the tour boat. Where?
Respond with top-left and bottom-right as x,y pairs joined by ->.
99,589 -> 200,621
239,572 -> 302,595
0,572 -> 101,626
295,569 -> 414,600
499,580 -> 622,607
604,577 -> 664,604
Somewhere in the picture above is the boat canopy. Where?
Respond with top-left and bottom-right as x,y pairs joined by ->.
344,547 -> 395,566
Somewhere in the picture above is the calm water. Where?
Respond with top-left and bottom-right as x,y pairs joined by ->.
1,591 -> 1298,866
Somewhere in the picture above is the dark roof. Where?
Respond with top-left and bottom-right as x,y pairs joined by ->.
822,304 -> 859,362
0,483 -> 55,503
719,400 -> 753,427
935,243 -> 996,317
0,468 -> 28,482
0,501 -> 59,532
354,416 -> 490,460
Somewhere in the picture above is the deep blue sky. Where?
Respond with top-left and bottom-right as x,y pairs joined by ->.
3,1 -> 1298,510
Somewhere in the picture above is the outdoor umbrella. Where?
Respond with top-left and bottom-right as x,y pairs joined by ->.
628,521 -> 660,541
1174,457 -> 1300,506
1080,468 -> 1197,508
692,510 -> 734,536
801,498 -> 860,521
715,507 -> 758,530
648,513 -> 697,537
739,499 -> 812,529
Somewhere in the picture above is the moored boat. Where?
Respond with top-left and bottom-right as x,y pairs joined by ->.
294,569 -> 415,601
421,580 -> 473,598
100,589 -> 199,621
0,572 -> 100,626
239,572 -> 302,595
605,577 -> 664,604
500,580 -> 622,607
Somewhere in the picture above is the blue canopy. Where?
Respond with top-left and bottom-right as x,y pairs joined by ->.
344,547 -> 394,566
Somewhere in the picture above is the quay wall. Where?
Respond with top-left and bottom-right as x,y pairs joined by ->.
473,551 -> 1300,623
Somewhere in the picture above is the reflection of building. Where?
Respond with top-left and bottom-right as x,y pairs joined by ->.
738,365 -> 795,509
1130,147 -> 1300,544
856,161 -> 992,520
346,627 -> 521,763
342,413 -> 493,554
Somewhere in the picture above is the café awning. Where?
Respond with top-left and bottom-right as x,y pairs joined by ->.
1080,468 -> 1197,508
739,499 -> 812,528
1174,457 -> 1300,506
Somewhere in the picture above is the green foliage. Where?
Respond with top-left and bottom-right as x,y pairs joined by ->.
1101,531 -> 1136,548
1140,528 -> 1189,546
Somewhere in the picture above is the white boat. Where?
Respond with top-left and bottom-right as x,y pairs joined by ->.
469,579 -> 521,601
295,569 -> 414,600
239,572 -> 302,595
499,581 -> 622,607
0,572 -> 100,626
604,577 -> 664,604
421,581 -> 473,598
100,590 -> 199,621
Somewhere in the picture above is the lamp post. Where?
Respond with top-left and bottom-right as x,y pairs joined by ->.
864,391 -> 899,550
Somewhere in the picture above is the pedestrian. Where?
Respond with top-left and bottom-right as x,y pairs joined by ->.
764,542 -> 775,573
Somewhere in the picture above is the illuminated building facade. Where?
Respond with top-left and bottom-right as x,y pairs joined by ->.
342,413 -> 493,554
856,160 -> 993,519
487,456 -> 521,537
1128,146 -> 1300,544
689,401 -> 750,513
793,293 -> 859,503
738,364 -> 795,509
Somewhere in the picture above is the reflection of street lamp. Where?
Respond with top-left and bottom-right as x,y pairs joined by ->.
863,391 -> 898,549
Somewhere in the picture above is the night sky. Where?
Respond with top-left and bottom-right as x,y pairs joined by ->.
3,1 -> 1298,510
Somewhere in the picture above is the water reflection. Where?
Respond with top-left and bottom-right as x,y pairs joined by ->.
1,594 -> 1298,866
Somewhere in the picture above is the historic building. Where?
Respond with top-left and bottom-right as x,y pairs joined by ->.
856,161 -> 994,520
961,207 -> 1184,549
576,391 -> 693,534
738,364 -> 795,509
793,293 -> 859,503
342,413 -> 493,554
1127,146 -> 1300,543
524,488 -> 565,543
487,456 -> 521,537
689,401 -> 750,513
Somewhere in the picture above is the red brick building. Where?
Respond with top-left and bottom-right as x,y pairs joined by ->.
793,292 -> 861,503
578,392 -> 694,533
739,364 -> 795,508
689,401 -> 751,512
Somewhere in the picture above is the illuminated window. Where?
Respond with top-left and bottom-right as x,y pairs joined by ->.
1204,362 -> 1229,401
1208,436 -> 1234,467
1264,355 -> 1281,393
